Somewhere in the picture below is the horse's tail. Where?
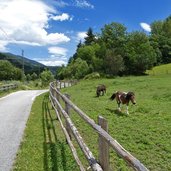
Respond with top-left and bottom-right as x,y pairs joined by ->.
110,93 -> 116,100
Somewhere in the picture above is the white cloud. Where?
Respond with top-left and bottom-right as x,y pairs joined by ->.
37,46 -> 69,66
0,0 -> 70,50
38,59 -> 67,66
48,46 -> 68,57
46,33 -> 70,45
36,46 -> 68,66
51,13 -> 73,21
76,31 -> 87,41
74,0 -> 94,9
140,22 -> 151,32
50,0 -> 68,8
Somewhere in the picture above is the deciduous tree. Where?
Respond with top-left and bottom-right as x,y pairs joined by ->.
125,31 -> 156,74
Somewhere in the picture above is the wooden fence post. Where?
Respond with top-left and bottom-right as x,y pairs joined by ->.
56,88 -> 61,118
68,81 -> 70,87
53,88 -> 59,118
65,94 -> 72,140
98,116 -> 109,171
51,88 -> 55,109
64,81 -> 66,88
55,80 -> 58,88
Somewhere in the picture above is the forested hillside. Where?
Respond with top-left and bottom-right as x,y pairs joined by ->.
0,52 -> 59,75
0,52 -> 45,75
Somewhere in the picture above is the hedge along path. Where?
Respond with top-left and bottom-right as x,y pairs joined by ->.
49,81 -> 149,171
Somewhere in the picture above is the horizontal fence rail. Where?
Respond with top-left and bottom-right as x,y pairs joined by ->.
0,84 -> 18,92
55,80 -> 78,89
49,81 -> 149,171
50,81 -> 102,171
49,93 -> 86,171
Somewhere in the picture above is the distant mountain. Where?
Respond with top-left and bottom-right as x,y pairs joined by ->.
0,52 -> 59,75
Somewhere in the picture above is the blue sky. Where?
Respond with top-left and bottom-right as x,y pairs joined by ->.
0,0 -> 171,66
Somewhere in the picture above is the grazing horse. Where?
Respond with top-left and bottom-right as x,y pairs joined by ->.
110,91 -> 136,114
96,84 -> 106,97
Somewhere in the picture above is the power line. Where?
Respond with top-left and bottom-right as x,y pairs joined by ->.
0,26 -> 10,40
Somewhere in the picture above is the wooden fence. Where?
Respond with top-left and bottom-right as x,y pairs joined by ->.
0,84 -> 18,92
56,80 -> 77,89
49,81 -> 149,171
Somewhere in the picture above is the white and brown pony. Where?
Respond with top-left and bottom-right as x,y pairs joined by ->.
110,91 -> 136,114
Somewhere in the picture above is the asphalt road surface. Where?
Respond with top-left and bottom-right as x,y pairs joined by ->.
0,90 -> 48,171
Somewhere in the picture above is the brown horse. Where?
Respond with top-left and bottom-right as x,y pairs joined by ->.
110,91 -> 136,114
96,84 -> 106,97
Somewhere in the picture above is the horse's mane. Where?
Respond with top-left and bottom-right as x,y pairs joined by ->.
126,92 -> 135,100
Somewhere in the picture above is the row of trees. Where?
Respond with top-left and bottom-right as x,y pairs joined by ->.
0,60 -> 54,86
57,15 -> 171,79
0,60 -> 22,80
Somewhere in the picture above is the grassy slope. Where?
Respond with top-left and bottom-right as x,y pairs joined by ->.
146,63 -> 171,75
61,75 -> 171,171
13,93 -> 79,171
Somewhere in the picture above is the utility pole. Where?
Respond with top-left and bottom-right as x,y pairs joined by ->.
22,49 -> 25,81
38,64 -> 40,79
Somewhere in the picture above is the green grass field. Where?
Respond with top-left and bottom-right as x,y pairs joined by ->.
13,74 -> 171,171
60,74 -> 171,171
146,63 -> 171,75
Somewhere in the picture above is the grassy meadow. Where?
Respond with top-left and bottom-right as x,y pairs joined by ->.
13,74 -> 171,171
146,63 -> 171,75
60,74 -> 171,171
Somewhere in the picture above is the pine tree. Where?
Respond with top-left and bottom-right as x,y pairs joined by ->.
84,27 -> 96,45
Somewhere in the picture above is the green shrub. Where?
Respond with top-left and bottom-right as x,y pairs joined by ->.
84,72 -> 100,79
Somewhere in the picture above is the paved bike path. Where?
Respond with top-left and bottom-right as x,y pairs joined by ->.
0,90 -> 47,171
